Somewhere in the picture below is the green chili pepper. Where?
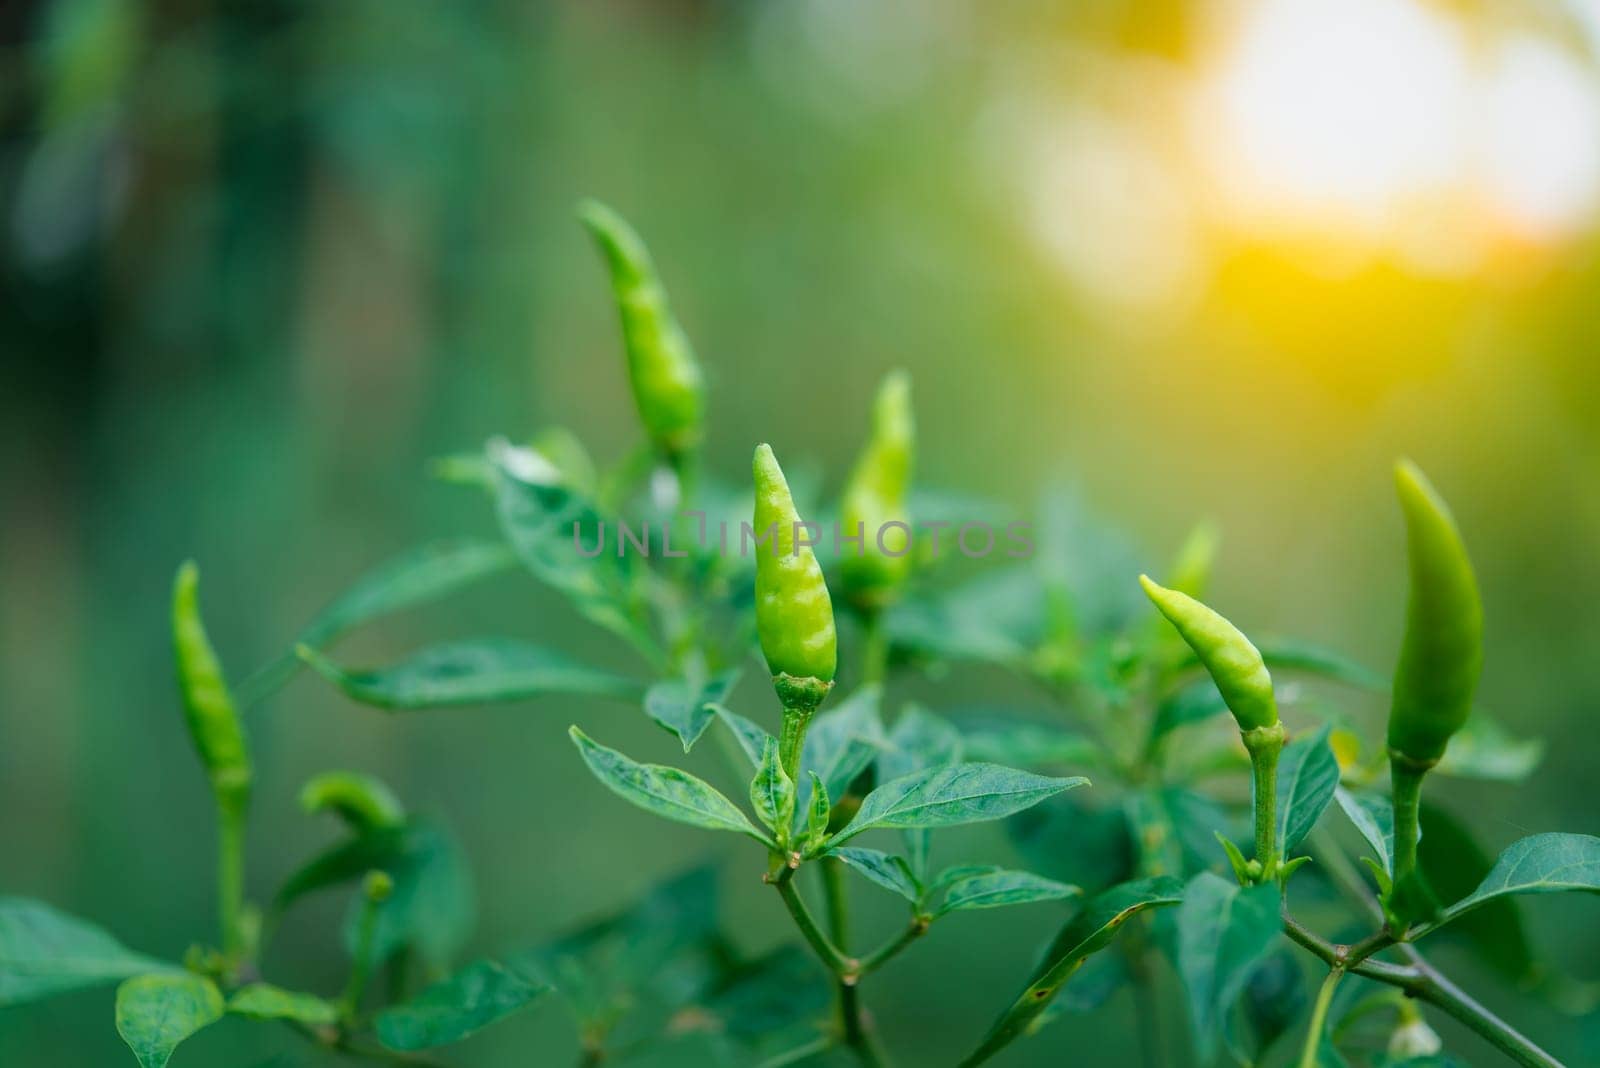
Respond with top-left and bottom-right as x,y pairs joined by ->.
1165,520 -> 1220,600
579,200 -> 705,459
1384,461 -> 1482,930
839,371 -> 915,612
1141,574 -> 1283,879
300,771 -> 405,833
1387,460 -> 1483,767
1139,575 -> 1277,732
754,444 -> 837,781
172,561 -> 252,815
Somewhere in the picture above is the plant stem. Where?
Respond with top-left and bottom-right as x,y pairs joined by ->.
857,916 -> 929,976
1390,760 -> 1426,887
822,858 -> 851,948
774,878 -> 854,975
778,700 -> 814,786
1242,724 -> 1285,877
1299,967 -> 1344,1068
218,805 -> 247,964
341,883 -> 386,1019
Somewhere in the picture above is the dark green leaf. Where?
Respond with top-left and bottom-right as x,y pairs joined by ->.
827,848 -> 922,904
1006,800 -> 1134,894
491,450 -> 661,659
1276,724 -> 1340,854
376,959 -> 549,1051
800,773 -> 831,853
646,670 -> 740,752
1229,950 -> 1307,1064
884,568 -> 1039,667
1434,712 -> 1545,782
237,540 -> 517,707
697,946 -> 832,1044
877,704 -> 962,879
341,822 -> 475,968
1176,873 -> 1282,1060
570,727 -> 771,845
829,764 -> 1086,847
300,639 -> 639,710
958,877 -> 1183,1066
935,870 -> 1078,916
713,705 -> 771,768
797,686 -> 885,814
0,899 -> 175,1007
115,973 -> 224,1068
1426,832 -> 1600,932
750,738 -> 796,842
1413,802 -> 1536,986
226,984 -> 339,1025
1335,789 -> 1399,876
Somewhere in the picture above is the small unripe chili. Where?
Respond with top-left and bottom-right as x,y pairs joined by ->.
172,562 -> 252,816
839,371 -> 914,611
578,200 -> 706,459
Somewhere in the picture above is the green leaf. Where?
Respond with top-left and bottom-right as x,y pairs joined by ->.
876,704 -> 964,879
645,670 -> 740,752
958,720 -> 1104,769
1255,637 -> 1384,690
694,946 -> 832,1049
797,686 -> 885,813
958,877 -> 1183,1066
227,984 -> 339,1025
236,540 -> 517,708
1229,950 -> 1308,1065
510,864 -> 723,1028
750,738 -> 796,843
1006,800 -> 1135,895
570,727 -> 772,845
342,822 -> 475,969
1425,833 -> 1600,933
1434,711 -> 1545,782
1176,872 -> 1282,1060
490,450 -> 661,659
300,639 -> 640,710
829,763 -> 1087,847
376,959 -> 549,1051
800,773 -> 831,853
1414,802 -> 1538,986
884,569 -> 1038,667
0,899 -> 176,1007
827,848 -> 922,904
1335,788 -> 1400,876
1276,723 -> 1340,854
115,974 -> 224,1068
935,870 -> 1078,916
713,705 -> 771,768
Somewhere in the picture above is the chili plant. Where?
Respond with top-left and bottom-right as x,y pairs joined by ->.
4,200 -> 1598,1068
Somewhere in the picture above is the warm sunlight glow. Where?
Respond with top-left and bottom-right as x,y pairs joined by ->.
1193,0 -> 1600,255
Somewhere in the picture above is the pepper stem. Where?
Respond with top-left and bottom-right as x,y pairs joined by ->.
217,803 -> 247,966
1243,723 -> 1285,880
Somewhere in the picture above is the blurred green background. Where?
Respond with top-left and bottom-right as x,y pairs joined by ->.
3,0 -> 1600,1064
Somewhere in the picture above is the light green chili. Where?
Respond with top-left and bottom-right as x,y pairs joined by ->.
1385,461 -> 1482,926
753,444 -> 837,781
300,771 -> 406,833
578,199 -> 705,459
839,370 -> 914,612
1141,574 -> 1283,878
173,562 -> 252,816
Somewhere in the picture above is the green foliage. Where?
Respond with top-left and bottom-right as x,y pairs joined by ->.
1176,873 -> 1283,1060
374,959 -> 549,1051
0,900 -> 175,1007
114,974 -> 224,1068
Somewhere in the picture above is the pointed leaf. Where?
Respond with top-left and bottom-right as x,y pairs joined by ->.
750,738 -> 796,842
800,773 -> 831,853
376,959 -> 549,1051
936,870 -> 1079,916
1335,788 -> 1400,876
829,763 -> 1087,847
1276,724 -> 1339,854
1426,833 -> 1600,933
645,670 -> 740,752
1176,873 -> 1283,1060
227,984 -> 339,1025
0,899 -> 175,1007
570,727 -> 772,845
115,973 -> 224,1068
1413,802 -> 1538,986
715,705 -> 772,769
302,541 -> 515,649
877,703 -> 962,784
490,452 -> 661,658
827,848 -> 922,904
958,877 -> 1184,1066
300,639 -> 640,710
